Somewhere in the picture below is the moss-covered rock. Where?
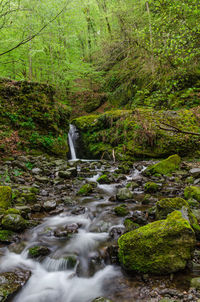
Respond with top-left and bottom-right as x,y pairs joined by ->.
190,277 -> 200,289
124,219 -> 140,232
0,230 -> 15,244
73,108 -> 200,160
145,155 -> 181,176
144,182 -> 159,193
184,186 -> 200,202
77,184 -> 93,196
28,246 -> 50,258
0,271 -> 30,302
92,298 -> 114,302
97,174 -> 111,184
118,211 -> 196,274
0,186 -> 12,209
155,197 -> 189,220
116,188 -> 133,201
21,192 -> 37,204
1,214 -> 28,232
114,205 -> 129,217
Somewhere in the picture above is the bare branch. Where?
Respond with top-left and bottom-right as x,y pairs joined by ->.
0,4 -> 68,57
158,122 -> 200,137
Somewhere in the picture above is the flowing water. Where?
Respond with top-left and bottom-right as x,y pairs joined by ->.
68,124 -> 79,160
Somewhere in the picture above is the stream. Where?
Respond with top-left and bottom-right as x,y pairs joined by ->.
0,126 -> 200,302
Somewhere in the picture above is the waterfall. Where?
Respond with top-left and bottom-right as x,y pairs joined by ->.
68,124 -> 78,160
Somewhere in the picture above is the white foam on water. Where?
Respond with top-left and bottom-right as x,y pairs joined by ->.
13,265 -> 119,302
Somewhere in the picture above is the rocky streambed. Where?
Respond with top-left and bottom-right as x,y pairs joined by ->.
0,154 -> 200,302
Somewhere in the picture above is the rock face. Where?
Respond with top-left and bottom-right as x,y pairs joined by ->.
0,186 -> 12,209
73,108 -> 200,160
118,211 -> 196,274
144,155 -> 181,176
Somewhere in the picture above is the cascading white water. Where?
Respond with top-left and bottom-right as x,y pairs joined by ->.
68,124 -> 78,160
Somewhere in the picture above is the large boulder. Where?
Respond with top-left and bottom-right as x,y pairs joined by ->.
0,186 -> 12,209
118,211 -> 196,274
144,154 -> 181,176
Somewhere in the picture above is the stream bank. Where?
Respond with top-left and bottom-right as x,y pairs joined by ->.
0,154 -> 200,301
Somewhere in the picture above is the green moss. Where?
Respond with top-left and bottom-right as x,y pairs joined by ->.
118,211 -> 196,274
144,182 -> 159,193
1,214 -> 28,232
97,174 -> 111,184
145,155 -> 181,176
184,186 -> 200,202
124,219 -> 140,232
155,197 -> 189,220
0,230 -> 14,242
77,184 -> 93,196
114,204 -> 129,217
5,208 -> 20,215
28,246 -> 50,258
21,192 -> 37,203
0,186 -> 12,209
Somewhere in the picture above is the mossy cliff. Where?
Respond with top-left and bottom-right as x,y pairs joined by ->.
72,107 -> 200,160
0,79 -> 71,157
118,211 -> 196,274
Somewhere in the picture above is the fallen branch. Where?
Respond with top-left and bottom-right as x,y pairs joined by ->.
158,122 -> 200,137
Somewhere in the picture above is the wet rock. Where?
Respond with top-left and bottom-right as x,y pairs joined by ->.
77,184 -> 93,196
0,270 -> 30,301
184,186 -> 200,202
144,154 -> 181,176
109,226 -> 125,239
40,190 -> 49,196
92,298 -> 114,302
144,182 -> 160,193
67,167 -> 77,177
114,205 -> 129,217
0,230 -> 18,244
130,211 -> 147,225
124,218 -> 140,232
1,214 -> 28,232
0,186 -> 12,209
116,188 -> 133,201
28,245 -> 50,258
155,197 -> 189,220
31,204 -> 42,212
32,168 -> 42,175
54,223 -> 78,238
190,168 -> 200,178
97,174 -> 112,184
34,176 -> 50,183
21,192 -> 37,204
71,207 -> 85,215
43,201 -> 57,211
118,211 -> 196,274
58,171 -> 71,179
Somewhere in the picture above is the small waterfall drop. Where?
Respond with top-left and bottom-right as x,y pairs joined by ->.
68,124 -> 78,160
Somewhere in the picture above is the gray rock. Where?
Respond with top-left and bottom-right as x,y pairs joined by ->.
43,201 -> 57,211
116,188 -> 133,201
58,171 -> 71,179
32,168 -> 42,175
190,168 -> 200,178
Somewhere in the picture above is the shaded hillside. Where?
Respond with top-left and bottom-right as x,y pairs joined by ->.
0,79 -> 70,157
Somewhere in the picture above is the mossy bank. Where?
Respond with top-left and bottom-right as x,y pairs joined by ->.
73,107 -> 200,160
0,79 -> 71,157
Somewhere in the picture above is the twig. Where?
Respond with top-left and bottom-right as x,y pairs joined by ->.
158,122 -> 200,137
